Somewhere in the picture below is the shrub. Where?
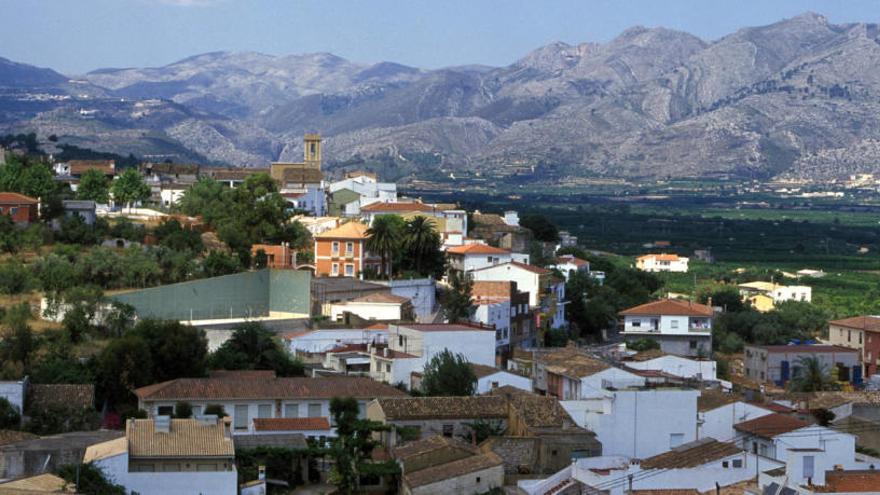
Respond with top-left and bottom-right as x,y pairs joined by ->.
174,401 -> 193,419
0,397 -> 20,429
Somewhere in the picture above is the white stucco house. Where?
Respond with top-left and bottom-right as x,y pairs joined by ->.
620,299 -> 714,357
549,254 -> 590,281
369,323 -> 497,389
285,327 -> 389,357
471,261 -> 568,329
471,364 -> 532,394
134,371 -> 407,434
697,390 -> 774,442
636,253 -> 689,273
735,414 -> 861,469
562,386 -> 700,459
329,292 -> 411,322
520,439 -> 783,495
445,243 -> 512,273
623,351 -> 717,381
84,417 -> 238,495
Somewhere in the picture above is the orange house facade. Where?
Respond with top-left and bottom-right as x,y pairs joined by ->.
0,192 -> 39,225
314,222 -> 381,279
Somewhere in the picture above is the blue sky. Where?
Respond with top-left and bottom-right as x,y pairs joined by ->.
0,0 -> 877,74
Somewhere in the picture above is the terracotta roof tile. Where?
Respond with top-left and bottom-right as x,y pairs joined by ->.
0,473 -> 74,493
26,384 -> 94,413
134,375 -> 406,401
637,254 -> 684,261
446,244 -> 510,255
555,255 -> 590,267
68,160 -> 115,175
640,438 -> 742,469
127,418 -> 234,459
829,316 -> 880,333
253,417 -> 330,432
349,293 -> 410,304
469,363 -> 501,379
315,221 -> 370,239
375,396 -> 507,420
361,202 -> 436,213
510,261 -> 550,274
620,299 -> 714,317
404,451 -> 502,488
0,192 -> 38,204
697,389 -> 741,412
624,349 -> 668,362
82,436 -> 128,463
733,413 -> 809,438
392,435 -> 478,462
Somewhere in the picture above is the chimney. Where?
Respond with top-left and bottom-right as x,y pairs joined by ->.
708,297 -> 713,307
154,415 -> 171,433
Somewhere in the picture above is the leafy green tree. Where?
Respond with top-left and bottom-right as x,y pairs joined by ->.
788,356 -> 839,392
253,249 -> 268,269
95,336 -> 154,406
62,304 -> 93,344
208,322 -> 303,376
0,156 -> 60,213
130,320 -> 208,382
698,286 -> 745,313
441,272 -> 475,323
0,259 -> 32,294
1,303 -> 35,368
0,215 -> 23,253
56,214 -> 100,245
202,250 -> 241,277
76,168 -> 110,203
57,463 -> 126,495
520,213 -> 559,242
402,216 -> 442,277
463,419 -> 505,444
111,168 -> 151,211
0,397 -> 20,429
204,404 -> 227,417
366,215 -> 404,279
328,397 -> 398,494
421,349 -> 477,396
174,401 -> 194,419
154,218 -> 203,253
627,338 -> 660,352
104,301 -> 136,338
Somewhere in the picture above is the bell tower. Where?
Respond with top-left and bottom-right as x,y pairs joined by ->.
304,134 -> 322,170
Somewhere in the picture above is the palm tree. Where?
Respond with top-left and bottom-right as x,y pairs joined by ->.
366,215 -> 403,280
405,216 -> 439,276
788,356 -> 839,392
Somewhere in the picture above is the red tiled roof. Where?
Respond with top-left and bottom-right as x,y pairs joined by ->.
555,255 -> 589,267
471,281 -> 514,299
733,413 -> 809,438
135,374 -> 407,401
829,316 -> 880,333
361,202 -> 436,213
637,253 -> 683,261
253,417 -> 331,432
315,222 -> 370,239
364,323 -> 389,330
620,299 -> 714,317
446,243 -> 510,255
0,192 -> 38,204
510,261 -> 550,274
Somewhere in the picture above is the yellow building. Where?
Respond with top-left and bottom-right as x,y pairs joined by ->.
747,293 -> 776,312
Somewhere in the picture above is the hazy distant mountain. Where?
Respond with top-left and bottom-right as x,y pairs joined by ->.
4,12 -> 880,179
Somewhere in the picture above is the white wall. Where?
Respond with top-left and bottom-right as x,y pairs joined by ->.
626,356 -> 717,381
287,329 -> 387,355
476,371 -> 531,394
623,315 -> 712,336
95,452 -> 237,495
0,380 -> 25,414
330,302 -> 402,321
462,253 -> 512,273
472,264 -> 541,306
774,426 -> 857,468
474,300 -> 510,347
563,388 -> 700,458
376,278 -> 436,321
580,368 -> 646,398
771,285 -> 812,303
699,402 -> 772,441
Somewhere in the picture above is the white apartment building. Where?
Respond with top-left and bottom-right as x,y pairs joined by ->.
445,243 -> 512,273
369,323 -> 497,389
470,261 -> 568,329
636,254 -> 689,273
620,299 -> 714,357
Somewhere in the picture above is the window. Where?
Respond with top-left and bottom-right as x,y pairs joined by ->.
191,405 -> 202,417
308,403 -> 322,417
344,264 -> 354,277
136,464 -> 155,472
162,463 -> 181,472
670,433 -> 684,449
442,424 -> 454,437
551,450 -> 558,456
476,477 -> 481,483
258,404 -> 272,418
9,207 -> 17,216
358,402 -> 366,418
848,330 -> 852,342
491,381 -> 499,389
632,319 -> 641,328
722,461 -> 729,468
732,459 -> 743,468
197,464 -> 216,472
670,320 -> 679,329
399,335 -> 404,347
346,242 -> 354,255
759,444 -> 768,456
385,363 -> 391,372
859,332 -> 863,345
331,263 -> 339,276
803,456 -> 814,479
284,404 -> 299,418
689,341 -> 698,349
332,241 -> 340,255
157,406 -> 173,416
234,405 -> 249,430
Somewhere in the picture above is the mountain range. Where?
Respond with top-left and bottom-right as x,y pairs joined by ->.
3,12 -> 880,181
